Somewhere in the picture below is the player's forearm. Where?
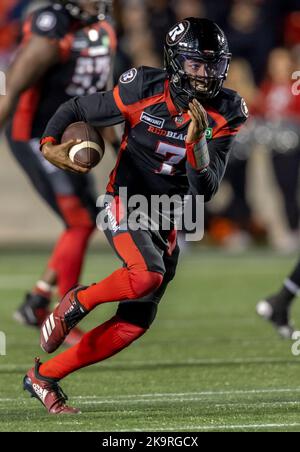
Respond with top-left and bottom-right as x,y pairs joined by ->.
42,91 -> 124,145
187,163 -> 220,202
186,137 -> 230,202
5,63 -> 33,100
0,94 -> 15,128
185,136 -> 216,202
41,99 -> 83,145
5,38 -> 59,100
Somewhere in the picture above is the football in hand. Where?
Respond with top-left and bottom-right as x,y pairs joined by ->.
61,122 -> 105,169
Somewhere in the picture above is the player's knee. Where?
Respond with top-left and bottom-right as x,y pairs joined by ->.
117,301 -> 158,329
58,195 -> 95,230
138,303 -> 158,329
129,270 -> 164,299
68,219 -> 95,232
67,224 -> 95,241
115,317 -> 147,343
79,224 -> 95,237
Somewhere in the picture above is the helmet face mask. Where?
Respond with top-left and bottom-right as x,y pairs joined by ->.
165,18 -> 232,105
171,52 -> 231,100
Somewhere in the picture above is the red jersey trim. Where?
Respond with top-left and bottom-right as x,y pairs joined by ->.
214,125 -> 243,138
22,18 -> 33,45
99,20 -> 117,52
206,105 -> 241,139
164,79 -> 180,117
59,33 -> 74,63
113,85 -> 128,118
113,86 -> 166,128
106,130 -> 128,193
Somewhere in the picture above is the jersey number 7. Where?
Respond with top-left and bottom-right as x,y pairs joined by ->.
155,141 -> 186,175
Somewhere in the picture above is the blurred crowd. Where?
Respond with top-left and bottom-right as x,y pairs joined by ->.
1,0 -> 300,252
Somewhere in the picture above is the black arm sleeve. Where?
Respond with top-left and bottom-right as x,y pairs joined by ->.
42,90 -> 125,142
187,135 -> 233,202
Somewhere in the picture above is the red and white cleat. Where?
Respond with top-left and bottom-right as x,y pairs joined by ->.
23,358 -> 80,415
40,285 -> 88,354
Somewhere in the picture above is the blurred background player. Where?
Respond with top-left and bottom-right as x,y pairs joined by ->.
0,0 -> 117,342
255,48 -> 300,246
257,259 -> 300,339
256,46 -> 300,339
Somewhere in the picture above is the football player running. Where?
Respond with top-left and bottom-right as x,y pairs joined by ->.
0,0 -> 116,343
23,18 -> 249,414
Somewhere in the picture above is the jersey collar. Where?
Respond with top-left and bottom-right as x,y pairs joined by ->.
164,80 -> 191,128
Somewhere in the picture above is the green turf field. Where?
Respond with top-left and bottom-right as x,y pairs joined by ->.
0,249 -> 300,432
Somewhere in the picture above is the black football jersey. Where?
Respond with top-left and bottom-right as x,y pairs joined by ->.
42,66 -> 248,201
11,4 -> 116,141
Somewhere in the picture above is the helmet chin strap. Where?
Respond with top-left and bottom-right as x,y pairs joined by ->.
169,84 -> 191,112
170,76 -> 209,112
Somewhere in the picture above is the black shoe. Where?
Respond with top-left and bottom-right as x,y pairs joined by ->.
14,293 -> 51,327
256,296 -> 294,339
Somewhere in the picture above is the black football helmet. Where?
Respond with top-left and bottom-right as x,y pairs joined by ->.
165,18 -> 231,107
53,0 -> 112,21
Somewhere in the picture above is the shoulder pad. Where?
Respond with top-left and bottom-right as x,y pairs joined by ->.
31,6 -> 71,39
139,66 -> 167,98
118,66 -> 166,106
118,67 -> 142,105
217,88 -> 249,126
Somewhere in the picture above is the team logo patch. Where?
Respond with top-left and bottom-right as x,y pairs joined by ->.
205,128 -> 213,140
141,112 -> 165,129
241,98 -> 249,118
120,68 -> 138,84
166,20 -> 190,46
36,12 -> 57,32
175,115 -> 184,125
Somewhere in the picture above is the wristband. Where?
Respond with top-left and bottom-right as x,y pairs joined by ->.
186,134 -> 210,171
40,136 -> 57,151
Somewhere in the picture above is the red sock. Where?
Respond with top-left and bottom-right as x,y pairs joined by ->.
77,268 -> 163,311
48,195 -> 95,296
39,316 -> 146,380
48,226 -> 94,296
77,232 -> 164,311
78,268 -> 136,309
